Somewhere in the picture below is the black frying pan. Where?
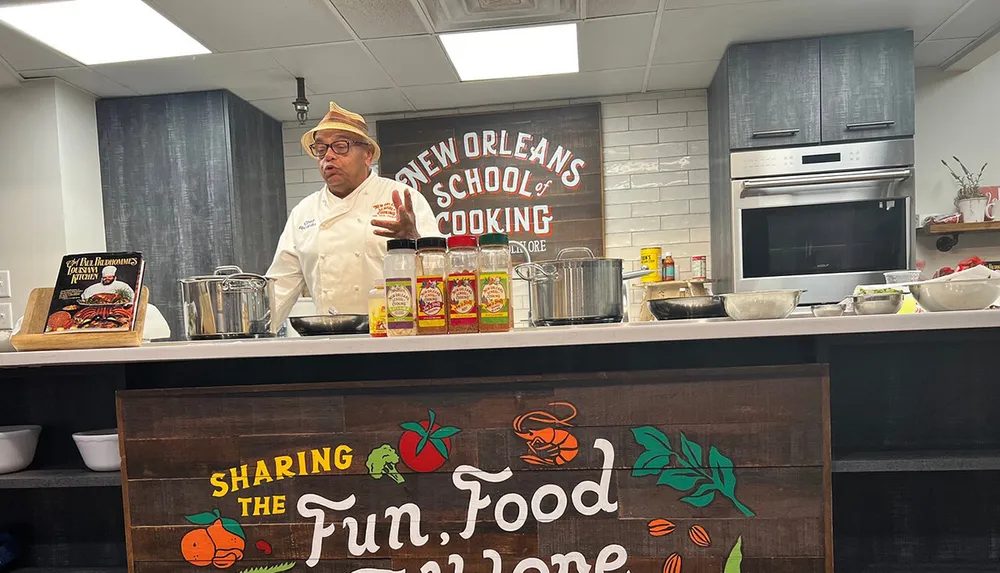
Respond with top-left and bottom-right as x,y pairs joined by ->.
648,296 -> 726,320
289,314 -> 369,336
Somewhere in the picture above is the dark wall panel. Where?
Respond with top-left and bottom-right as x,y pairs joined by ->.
225,92 -> 286,274
98,91 -> 234,340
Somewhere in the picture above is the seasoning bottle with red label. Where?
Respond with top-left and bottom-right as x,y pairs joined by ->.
416,237 -> 448,335
447,235 -> 479,334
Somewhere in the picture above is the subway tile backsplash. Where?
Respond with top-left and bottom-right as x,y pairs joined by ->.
280,89 -> 712,324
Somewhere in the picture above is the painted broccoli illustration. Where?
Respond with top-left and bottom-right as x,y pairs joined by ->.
366,444 -> 405,484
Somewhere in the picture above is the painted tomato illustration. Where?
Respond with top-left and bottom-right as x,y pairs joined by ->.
398,409 -> 462,472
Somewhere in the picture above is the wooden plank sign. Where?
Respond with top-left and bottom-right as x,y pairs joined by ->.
376,104 -> 604,259
117,366 -> 832,573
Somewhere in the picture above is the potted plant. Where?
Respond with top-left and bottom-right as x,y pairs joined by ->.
942,156 -> 989,223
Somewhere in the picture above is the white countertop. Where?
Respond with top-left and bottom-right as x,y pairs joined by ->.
1,309 -> 998,369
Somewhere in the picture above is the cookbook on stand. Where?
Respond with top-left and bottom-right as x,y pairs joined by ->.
43,252 -> 145,334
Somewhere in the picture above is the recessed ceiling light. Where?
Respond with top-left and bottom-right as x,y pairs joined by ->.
0,0 -> 210,66
440,23 -> 579,82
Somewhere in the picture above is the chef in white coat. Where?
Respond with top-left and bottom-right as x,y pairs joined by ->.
267,102 -> 440,325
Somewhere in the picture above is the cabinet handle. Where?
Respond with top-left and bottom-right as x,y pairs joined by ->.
751,129 -> 800,138
846,120 -> 895,131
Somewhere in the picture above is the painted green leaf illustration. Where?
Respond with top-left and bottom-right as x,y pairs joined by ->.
238,563 -> 296,573
221,517 -> 246,540
656,468 -> 702,490
633,451 -> 672,477
184,511 -> 218,525
429,437 -> 450,458
632,426 -> 672,453
724,537 -> 743,573
399,422 -> 425,433
416,409 -> 437,454
430,427 -> 461,439
630,426 -> 755,517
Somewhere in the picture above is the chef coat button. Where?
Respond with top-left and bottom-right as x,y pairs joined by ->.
320,254 -> 326,260
356,217 -> 363,223
354,251 -> 361,258
354,286 -> 360,292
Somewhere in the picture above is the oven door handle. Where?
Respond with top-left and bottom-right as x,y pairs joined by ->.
741,167 -> 913,195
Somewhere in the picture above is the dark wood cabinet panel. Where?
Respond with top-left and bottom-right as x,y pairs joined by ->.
99,91 -> 285,339
820,30 -> 915,142
728,38 -> 822,149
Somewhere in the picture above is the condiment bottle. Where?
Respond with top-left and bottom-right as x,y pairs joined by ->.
383,238 -> 417,336
446,235 -> 479,334
416,237 -> 448,335
662,252 -> 676,282
478,233 -> 511,333
367,280 -> 387,338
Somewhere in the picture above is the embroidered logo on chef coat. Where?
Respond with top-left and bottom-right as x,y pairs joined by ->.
372,202 -> 397,221
299,219 -> 318,231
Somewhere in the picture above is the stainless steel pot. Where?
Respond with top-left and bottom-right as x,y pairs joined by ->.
515,247 -> 651,326
179,265 -> 276,340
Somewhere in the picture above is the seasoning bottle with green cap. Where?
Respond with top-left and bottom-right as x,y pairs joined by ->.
415,237 -> 448,335
447,235 -> 480,334
478,233 -> 511,332
383,238 -> 417,336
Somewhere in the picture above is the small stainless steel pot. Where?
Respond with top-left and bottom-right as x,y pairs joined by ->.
515,247 -> 651,326
179,265 -> 276,340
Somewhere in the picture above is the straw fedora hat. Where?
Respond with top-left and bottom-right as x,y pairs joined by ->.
300,102 -> 381,161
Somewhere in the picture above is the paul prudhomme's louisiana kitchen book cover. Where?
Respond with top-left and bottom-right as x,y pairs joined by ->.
43,252 -> 145,334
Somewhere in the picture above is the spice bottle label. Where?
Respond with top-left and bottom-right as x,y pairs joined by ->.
479,272 -> 509,325
448,273 -> 478,325
385,278 -> 415,329
416,276 -> 446,327
368,297 -> 387,337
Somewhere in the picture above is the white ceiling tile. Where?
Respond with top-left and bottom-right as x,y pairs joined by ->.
654,0 -> 967,65
20,67 -> 137,97
251,88 -> 411,121
646,60 -> 719,91
587,0 -> 658,17
914,38 -> 975,68
268,43 -> 393,93
580,15 -> 656,72
401,68 -> 644,109
331,0 -> 428,39
148,0 -> 352,51
0,22 -> 77,71
365,36 -> 458,86
927,0 -> 1000,41
92,51 -> 280,96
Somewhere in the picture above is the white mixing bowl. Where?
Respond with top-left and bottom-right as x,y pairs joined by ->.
72,429 -> 120,472
0,425 -> 42,474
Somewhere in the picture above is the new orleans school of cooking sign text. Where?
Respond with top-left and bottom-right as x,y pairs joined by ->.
377,104 -> 604,258
117,367 -> 831,573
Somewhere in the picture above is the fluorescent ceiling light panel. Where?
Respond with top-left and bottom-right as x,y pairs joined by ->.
0,0 -> 210,65
441,23 -> 578,81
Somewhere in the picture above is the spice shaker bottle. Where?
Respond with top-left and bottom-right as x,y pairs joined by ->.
416,237 -> 448,335
383,238 -> 417,336
367,280 -> 387,338
446,235 -> 480,334
478,233 -> 511,333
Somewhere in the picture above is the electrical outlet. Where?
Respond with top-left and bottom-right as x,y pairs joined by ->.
0,302 -> 12,330
0,270 -> 9,298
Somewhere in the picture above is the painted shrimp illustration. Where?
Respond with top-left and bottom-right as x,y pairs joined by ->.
512,402 -> 579,467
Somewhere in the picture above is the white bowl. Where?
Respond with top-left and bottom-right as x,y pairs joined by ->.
72,429 -> 120,472
909,280 -> 1000,312
0,425 -> 42,474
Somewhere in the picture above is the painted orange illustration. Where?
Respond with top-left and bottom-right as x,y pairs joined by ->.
513,401 -> 579,466
688,524 -> 711,547
662,552 -> 682,573
648,518 -> 676,537
180,509 -> 246,569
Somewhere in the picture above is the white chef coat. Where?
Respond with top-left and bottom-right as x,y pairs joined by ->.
267,170 -> 440,325
81,280 -> 135,301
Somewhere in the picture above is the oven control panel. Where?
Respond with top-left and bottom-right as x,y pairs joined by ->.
731,139 -> 912,179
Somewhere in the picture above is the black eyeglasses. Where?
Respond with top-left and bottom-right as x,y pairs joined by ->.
310,140 -> 369,157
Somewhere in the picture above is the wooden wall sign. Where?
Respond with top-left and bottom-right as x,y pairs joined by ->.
117,365 -> 831,573
377,104 -> 604,259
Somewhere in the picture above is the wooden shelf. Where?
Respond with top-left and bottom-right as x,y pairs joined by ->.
920,221 -> 1000,235
0,469 -> 121,489
833,450 -> 1000,473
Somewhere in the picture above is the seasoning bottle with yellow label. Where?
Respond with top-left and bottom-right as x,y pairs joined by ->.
478,233 -> 511,332
367,280 -> 387,338
416,237 -> 448,335
447,235 -> 479,334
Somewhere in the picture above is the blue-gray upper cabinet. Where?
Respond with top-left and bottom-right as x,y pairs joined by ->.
728,38 -> 822,150
820,30 -> 915,142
